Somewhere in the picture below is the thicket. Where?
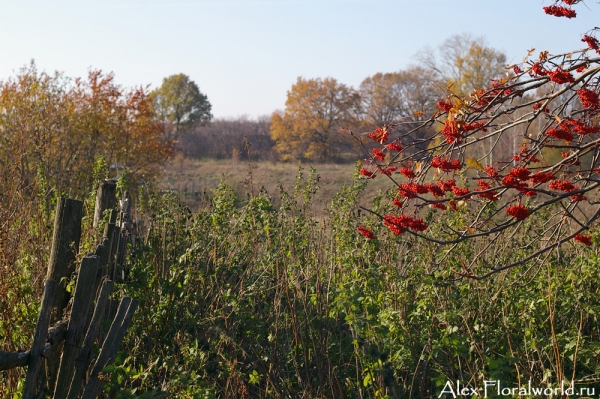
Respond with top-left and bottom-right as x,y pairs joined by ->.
179,116 -> 276,162
5,163 -> 600,397
99,170 -> 600,397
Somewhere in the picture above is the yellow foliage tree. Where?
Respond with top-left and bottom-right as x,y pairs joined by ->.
270,77 -> 361,162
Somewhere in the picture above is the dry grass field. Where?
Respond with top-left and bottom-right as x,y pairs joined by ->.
158,156 -> 392,216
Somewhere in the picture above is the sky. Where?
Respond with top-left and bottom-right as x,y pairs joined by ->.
0,0 -> 598,119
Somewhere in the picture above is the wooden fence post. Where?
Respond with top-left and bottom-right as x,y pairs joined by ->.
81,297 -> 139,399
103,209 -> 118,245
66,279 -> 114,399
93,179 -> 117,229
22,280 -> 58,399
53,256 -> 100,399
45,198 -> 83,390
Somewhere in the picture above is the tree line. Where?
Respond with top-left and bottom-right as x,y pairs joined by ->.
180,34 -> 510,163
178,116 -> 276,161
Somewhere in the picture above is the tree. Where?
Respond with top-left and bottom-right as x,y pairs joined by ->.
271,77 -> 361,162
0,64 -> 175,197
418,34 -> 507,97
151,73 -> 212,136
360,67 -> 438,126
355,3 -> 600,278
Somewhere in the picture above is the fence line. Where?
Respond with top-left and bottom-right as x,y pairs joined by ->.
0,180 -> 138,398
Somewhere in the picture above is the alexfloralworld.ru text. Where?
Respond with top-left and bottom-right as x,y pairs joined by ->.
438,380 -> 595,398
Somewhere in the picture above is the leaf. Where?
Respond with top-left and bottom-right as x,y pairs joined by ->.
363,373 -> 372,387
414,161 -> 423,174
466,157 -> 485,171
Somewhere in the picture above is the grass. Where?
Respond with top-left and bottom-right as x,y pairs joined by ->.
158,156 -> 392,216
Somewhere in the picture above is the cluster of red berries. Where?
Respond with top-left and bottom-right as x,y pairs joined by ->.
357,226 -> 375,239
422,183 -> 445,197
440,120 -> 462,144
530,172 -> 556,184
397,180 -> 459,199
582,35 -> 600,54
547,118 -> 599,142
399,166 -> 416,179
548,67 -> 575,84
379,166 -> 397,176
383,214 -> 428,235
437,99 -> 453,113
577,89 -> 599,109
506,204 -> 531,221
549,180 -> 577,192
473,80 -> 515,108
387,142 -> 403,152
531,62 -> 548,77
501,168 -> 533,195
475,180 -> 499,201
531,63 -> 576,84
543,5 -> 577,18
574,233 -> 592,246
430,157 -> 462,172
368,126 -> 390,143
359,168 -> 376,179
372,148 -> 385,161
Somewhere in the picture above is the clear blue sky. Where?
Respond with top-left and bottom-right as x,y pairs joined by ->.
0,0 -> 597,118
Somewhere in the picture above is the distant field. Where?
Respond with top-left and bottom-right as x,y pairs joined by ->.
158,157 -> 393,216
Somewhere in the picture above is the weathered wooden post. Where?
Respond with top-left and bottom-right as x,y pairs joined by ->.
103,209 -> 118,247
53,256 -> 100,399
45,198 -> 83,390
66,280 -> 114,399
81,297 -> 139,399
93,179 -> 117,229
22,280 -> 58,399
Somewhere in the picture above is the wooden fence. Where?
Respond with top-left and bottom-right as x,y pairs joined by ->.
0,180 -> 138,398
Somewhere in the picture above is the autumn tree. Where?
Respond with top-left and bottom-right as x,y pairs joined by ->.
271,77 -> 361,162
0,64 -> 175,198
355,3 -> 600,278
360,67 -> 437,126
70,71 -> 175,188
418,34 -> 507,97
150,73 -> 212,137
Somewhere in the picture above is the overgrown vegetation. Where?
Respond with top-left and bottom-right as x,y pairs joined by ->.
5,165 -> 600,397
115,170 -> 600,397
